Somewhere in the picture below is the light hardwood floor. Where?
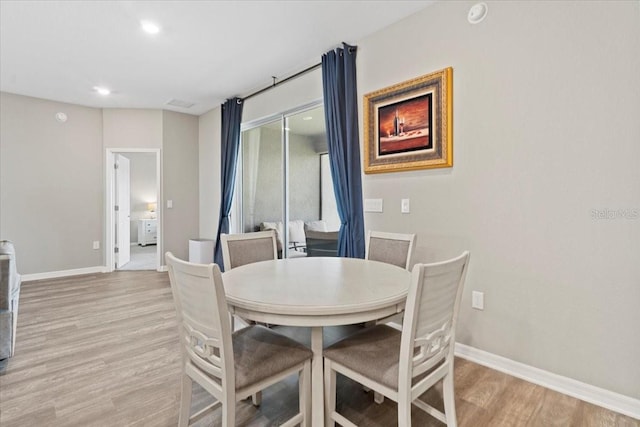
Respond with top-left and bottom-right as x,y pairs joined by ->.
0,271 -> 637,426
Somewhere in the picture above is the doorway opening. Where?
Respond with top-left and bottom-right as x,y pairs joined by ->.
106,149 -> 161,272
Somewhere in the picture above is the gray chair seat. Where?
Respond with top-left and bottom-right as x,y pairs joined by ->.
234,325 -> 312,390
324,324 -> 401,390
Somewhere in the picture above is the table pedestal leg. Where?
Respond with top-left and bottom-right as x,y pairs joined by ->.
311,326 -> 324,427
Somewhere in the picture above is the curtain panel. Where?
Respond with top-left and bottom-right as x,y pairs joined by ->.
214,98 -> 244,269
322,43 -> 365,258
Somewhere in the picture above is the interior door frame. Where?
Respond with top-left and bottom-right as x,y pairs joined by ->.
105,148 -> 162,272
114,153 -> 131,268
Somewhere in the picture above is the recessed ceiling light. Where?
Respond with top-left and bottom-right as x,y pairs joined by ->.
302,116 -> 313,121
93,86 -> 111,96
141,20 -> 160,34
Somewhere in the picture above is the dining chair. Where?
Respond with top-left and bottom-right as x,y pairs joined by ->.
221,230 -> 278,328
364,230 -> 416,334
220,230 -> 278,271
323,251 -> 470,427
363,230 -> 416,403
365,230 -> 416,270
166,252 -> 312,427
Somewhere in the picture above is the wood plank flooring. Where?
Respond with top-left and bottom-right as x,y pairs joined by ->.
0,271 -> 637,426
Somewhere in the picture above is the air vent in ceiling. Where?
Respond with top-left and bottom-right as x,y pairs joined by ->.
166,99 -> 195,108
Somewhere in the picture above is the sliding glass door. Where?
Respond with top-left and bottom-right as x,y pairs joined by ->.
234,102 -> 339,258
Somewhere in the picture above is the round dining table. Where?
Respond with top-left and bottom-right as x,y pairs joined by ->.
223,256 -> 411,427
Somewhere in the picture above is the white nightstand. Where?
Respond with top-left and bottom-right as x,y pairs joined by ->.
138,219 -> 157,246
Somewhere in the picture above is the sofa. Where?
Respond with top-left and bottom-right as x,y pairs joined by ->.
1,240 -> 21,371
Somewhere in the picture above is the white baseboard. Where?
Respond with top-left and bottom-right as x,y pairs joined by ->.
157,265 -> 168,272
455,343 -> 640,420
22,266 -> 108,282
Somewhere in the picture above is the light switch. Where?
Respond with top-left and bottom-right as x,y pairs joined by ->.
472,291 -> 484,310
364,198 -> 383,213
401,199 -> 410,214
167,200 -> 173,209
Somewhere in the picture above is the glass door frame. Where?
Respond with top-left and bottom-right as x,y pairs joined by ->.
231,99 -> 324,258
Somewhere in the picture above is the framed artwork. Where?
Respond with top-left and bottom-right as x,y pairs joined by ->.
363,67 -> 453,173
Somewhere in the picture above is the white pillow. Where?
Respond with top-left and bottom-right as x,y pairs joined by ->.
289,220 -> 306,243
304,220 -> 328,232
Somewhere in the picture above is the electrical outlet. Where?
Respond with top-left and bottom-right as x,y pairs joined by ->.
472,291 -> 484,310
167,200 -> 173,209
93,241 -> 100,250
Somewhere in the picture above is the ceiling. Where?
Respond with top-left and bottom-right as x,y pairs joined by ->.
0,1 -> 434,116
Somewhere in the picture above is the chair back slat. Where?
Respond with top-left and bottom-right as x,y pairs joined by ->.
221,230 -> 278,271
365,231 -> 417,270
166,252 -> 234,387
182,324 -> 224,379
399,252 -> 470,385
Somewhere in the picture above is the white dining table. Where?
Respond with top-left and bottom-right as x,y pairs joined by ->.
222,256 -> 410,427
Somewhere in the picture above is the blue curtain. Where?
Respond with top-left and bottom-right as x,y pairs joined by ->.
322,43 -> 365,258
214,98 -> 244,269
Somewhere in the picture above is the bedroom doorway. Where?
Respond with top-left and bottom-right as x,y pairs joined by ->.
106,148 -> 161,272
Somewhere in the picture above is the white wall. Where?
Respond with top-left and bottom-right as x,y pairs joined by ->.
197,0 -> 640,400
242,68 -> 323,123
358,1 -> 640,399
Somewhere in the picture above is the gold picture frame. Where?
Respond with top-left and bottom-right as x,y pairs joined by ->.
363,67 -> 453,174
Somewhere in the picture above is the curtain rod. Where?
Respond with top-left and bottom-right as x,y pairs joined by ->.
240,62 -> 322,103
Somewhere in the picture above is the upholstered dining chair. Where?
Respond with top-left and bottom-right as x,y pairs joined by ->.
166,252 -> 312,427
221,229 -> 278,329
323,251 -> 470,427
363,231 -> 417,404
365,230 -> 417,270
220,231 -> 279,406
220,230 -> 278,271
365,230 -> 416,334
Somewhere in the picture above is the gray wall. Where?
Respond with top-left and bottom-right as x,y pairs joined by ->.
290,133 -> 321,222
244,127 -> 283,230
1,94 -> 200,274
162,110 -> 199,261
358,1 -> 640,398
198,0 -> 640,400
198,107 -> 221,240
0,92 -> 103,274
241,127 -> 321,231
103,109 -> 162,149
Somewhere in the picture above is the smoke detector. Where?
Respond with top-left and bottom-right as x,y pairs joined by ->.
468,3 -> 488,24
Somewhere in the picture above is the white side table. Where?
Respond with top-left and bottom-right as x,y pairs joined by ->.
189,239 -> 214,264
137,219 -> 157,246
